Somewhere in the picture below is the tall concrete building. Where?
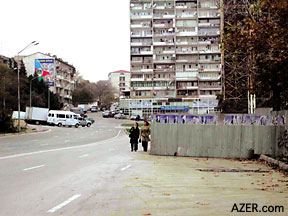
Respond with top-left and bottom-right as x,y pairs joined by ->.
108,70 -> 131,97
129,0 -> 223,114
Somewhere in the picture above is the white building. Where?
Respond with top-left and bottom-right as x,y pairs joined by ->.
108,70 -> 131,97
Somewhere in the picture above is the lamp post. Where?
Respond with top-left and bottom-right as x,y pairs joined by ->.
17,41 -> 39,132
30,76 -> 38,107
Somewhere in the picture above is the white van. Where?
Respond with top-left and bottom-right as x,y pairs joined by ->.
47,110 -> 80,128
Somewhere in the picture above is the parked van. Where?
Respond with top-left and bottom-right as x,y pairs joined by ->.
47,111 -> 80,128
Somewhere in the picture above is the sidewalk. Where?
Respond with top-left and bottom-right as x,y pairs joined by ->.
116,152 -> 288,216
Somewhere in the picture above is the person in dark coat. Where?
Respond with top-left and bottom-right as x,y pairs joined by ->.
129,122 -> 140,152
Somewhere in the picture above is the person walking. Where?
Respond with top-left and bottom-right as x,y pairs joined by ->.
129,122 -> 140,152
140,121 -> 151,152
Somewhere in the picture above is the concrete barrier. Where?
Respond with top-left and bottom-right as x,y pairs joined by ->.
150,123 -> 286,159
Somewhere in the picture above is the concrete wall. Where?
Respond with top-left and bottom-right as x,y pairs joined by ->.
150,123 -> 286,159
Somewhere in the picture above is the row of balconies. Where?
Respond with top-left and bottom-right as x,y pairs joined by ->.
131,31 -> 220,38
131,13 -> 220,20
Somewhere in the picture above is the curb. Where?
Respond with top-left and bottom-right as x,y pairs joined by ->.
260,154 -> 288,172
0,128 -> 50,139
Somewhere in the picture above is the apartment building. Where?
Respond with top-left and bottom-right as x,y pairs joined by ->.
129,0 -> 223,114
108,70 -> 131,97
20,52 -> 76,105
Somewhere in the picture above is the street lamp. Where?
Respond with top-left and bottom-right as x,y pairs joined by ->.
16,41 -> 39,132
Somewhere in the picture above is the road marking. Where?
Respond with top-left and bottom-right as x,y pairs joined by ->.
79,154 -> 89,158
0,130 -> 122,160
31,139 -> 38,142
23,165 -> 45,171
64,140 -> 70,143
121,165 -> 131,171
47,194 -> 81,213
109,148 -> 115,152
40,144 -> 49,146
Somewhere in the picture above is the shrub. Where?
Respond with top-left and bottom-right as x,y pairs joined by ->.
0,108 -> 16,133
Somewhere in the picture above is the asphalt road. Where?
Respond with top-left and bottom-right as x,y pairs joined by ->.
0,113 -> 287,216
0,113 -> 137,216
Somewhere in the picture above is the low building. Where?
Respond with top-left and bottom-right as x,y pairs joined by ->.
120,97 -> 218,118
108,70 -> 130,97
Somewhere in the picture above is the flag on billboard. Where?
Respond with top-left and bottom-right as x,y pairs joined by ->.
35,59 -> 55,86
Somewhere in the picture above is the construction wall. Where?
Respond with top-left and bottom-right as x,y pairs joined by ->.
150,123 -> 286,159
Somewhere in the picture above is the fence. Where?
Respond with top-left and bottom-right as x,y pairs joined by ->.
150,113 -> 287,158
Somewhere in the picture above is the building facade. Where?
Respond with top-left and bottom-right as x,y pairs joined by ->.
108,70 -> 131,97
129,0 -> 223,114
21,52 -> 76,105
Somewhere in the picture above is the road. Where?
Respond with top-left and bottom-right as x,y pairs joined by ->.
0,113 -> 287,216
0,113 -> 135,215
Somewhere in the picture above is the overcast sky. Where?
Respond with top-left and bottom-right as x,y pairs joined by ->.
0,0 -> 130,82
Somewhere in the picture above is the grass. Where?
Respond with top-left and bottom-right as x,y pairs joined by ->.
121,123 -> 144,127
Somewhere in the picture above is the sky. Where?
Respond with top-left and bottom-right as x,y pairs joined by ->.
0,0 -> 130,82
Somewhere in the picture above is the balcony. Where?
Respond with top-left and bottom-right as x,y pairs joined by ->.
199,67 -> 221,72
131,51 -> 153,55
153,41 -> 174,46
177,85 -> 198,90
154,32 -> 175,37
130,15 -> 153,20
131,33 -> 153,38
131,42 -> 152,46
176,41 -> 198,46
130,24 -> 151,29
198,75 -> 221,81
153,23 -> 173,28
176,50 -> 198,55
154,14 -> 175,19
198,84 -> 222,90
176,31 -> 197,37
154,59 -> 175,64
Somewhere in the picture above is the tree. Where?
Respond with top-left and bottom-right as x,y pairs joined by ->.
94,80 -> 116,103
221,0 -> 288,111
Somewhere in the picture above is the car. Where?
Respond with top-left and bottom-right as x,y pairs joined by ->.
130,115 -> 144,121
102,111 -> 113,118
91,106 -> 98,112
114,114 -> 126,119
77,117 -> 92,127
85,117 -> 95,124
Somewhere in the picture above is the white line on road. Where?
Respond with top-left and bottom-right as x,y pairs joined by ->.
47,194 -> 81,213
121,165 -> 131,171
79,154 -> 89,158
40,144 -> 49,146
64,140 -> 70,143
0,130 -> 122,160
23,165 -> 45,171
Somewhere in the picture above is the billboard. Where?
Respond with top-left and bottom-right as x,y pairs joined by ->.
35,59 -> 55,86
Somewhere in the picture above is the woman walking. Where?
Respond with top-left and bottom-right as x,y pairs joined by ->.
140,121 -> 151,152
129,122 -> 140,152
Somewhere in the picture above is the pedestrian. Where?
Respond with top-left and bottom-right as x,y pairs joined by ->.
129,122 -> 140,152
140,121 -> 151,152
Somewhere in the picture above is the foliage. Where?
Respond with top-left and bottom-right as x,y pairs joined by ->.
0,108 -> 16,133
72,79 -> 117,108
221,0 -> 288,111
0,63 -> 60,111
278,130 -> 288,160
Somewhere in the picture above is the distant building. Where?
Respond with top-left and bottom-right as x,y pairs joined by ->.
19,52 -> 76,105
108,70 -> 130,97
0,55 -> 10,66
